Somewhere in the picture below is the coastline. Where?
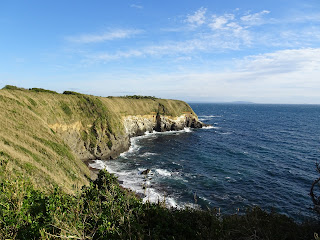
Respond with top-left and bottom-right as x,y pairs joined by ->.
85,127 -> 204,206
82,113 -> 206,177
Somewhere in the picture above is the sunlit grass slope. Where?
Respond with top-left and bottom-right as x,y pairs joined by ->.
0,87 -> 194,193
0,89 -> 90,193
1,87 -> 319,239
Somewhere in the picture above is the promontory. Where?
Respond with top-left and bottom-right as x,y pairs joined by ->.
0,86 -> 204,193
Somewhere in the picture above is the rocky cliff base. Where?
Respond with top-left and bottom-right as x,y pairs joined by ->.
51,113 -> 205,163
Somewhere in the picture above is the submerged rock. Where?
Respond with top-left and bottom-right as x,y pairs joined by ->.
141,169 -> 151,175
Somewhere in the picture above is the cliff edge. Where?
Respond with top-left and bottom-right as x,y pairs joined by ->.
0,87 -> 204,193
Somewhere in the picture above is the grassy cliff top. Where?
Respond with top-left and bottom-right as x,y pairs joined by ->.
0,86 -> 195,193
1,86 -> 318,239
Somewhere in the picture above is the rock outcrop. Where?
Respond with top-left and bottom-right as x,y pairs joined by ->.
124,113 -> 204,136
50,113 -> 204,162
0,88 -> 205,191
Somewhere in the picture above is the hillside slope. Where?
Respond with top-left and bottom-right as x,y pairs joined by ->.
1,87 -> 319,240
0,87 -> 202,193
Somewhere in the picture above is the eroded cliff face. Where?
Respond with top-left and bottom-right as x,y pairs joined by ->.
124,113 -> 203,136
49,122 -> 130,161
50,113 -> 204,162
0,89 -> 204,191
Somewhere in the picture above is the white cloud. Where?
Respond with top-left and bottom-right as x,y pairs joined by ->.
240,10 -> 270,25
185,7 -> 207,27
238,48 -> 320,74
66,29 -> 143,43
84,35 -> 246,63
21,47 -> 319,103
207,13 -> 251,45
86,48 -> 319,103
130,4 -> 143,9
209,14 -> 235,30
176,48 -> 320,103
87,50 -> 144,62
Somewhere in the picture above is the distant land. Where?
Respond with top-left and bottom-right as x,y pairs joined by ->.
229,101 -> 256,104
188,101 -> 256,104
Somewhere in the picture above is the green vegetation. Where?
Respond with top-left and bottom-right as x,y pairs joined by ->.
2,86 -> 316,238
120,95 -> 157,100
63,90 -> 83,96
29,88 -> 58,94
60,101 -> 73,116
0,88 -> 91,193
2,85 -> 27,91
1,166 -> 319,239
0,86 -> 195,193
28,97 -> 37,107
2,85 -> 58,94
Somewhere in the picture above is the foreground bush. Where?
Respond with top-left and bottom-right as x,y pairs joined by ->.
1,169 -> 319,239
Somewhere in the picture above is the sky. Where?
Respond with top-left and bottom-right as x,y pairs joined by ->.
1,0 -> 320,103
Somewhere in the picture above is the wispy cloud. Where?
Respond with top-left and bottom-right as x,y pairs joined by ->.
140,48 -> 320,103
185,7 -> 207,27
207,13 -> 251,44
185,8 -> 271,31
130,4 -> 143,9
236,48 -> 320,77
69,48 -> 320,103
84,35 -> 246,63
209,14 -> 235,30
66,29 -> 143,43
240,10 -> 270,25
68,7 -> 320,67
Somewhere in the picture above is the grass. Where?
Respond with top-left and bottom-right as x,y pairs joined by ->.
0,168 -> 319,239
0,86 -> 196,194
60,101 -> 73,116
29,88 -> 58,94
119,95 -> 157,100
0,89 -> 90,193
0,86 -> 319,239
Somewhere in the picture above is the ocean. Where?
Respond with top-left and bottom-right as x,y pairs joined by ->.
89,103 -> 320,221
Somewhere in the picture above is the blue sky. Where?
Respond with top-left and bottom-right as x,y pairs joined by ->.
1,0 -> 320,103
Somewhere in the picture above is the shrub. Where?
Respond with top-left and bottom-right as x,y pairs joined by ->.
1,168 -> 319,239
29,88 -> 58,94
63,91 -> 83,96
2,85 -> 26,91
120,95 -> 157,100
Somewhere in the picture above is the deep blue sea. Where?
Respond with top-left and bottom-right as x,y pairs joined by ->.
90,103 -> 320,221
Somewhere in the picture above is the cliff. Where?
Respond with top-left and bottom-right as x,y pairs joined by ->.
0,87 -> 204,193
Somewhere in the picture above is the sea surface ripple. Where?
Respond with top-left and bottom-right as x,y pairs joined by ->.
90,103 -> 320,221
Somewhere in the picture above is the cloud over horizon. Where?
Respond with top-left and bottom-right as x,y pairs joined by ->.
66,29 -> 143,44
1,1 -> 320,103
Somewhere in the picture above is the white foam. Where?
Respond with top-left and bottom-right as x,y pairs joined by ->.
88,127 -> 196,209
184,127 -> 192,132
145,128 -> 192,136
141,152 -> 158,157
172,161 -> 181,166
198,115 -> 222,118
156,169 -> 172,177
119,128 -> 192,159
120,137 -> 141,158
225,176 -> 236,183
143,188 -> 179,208
89,160 -> 120,175
89,160 -> 181,208
201,126 -> 220,129
219,132 -> 232,135
88,160 -> 105,170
